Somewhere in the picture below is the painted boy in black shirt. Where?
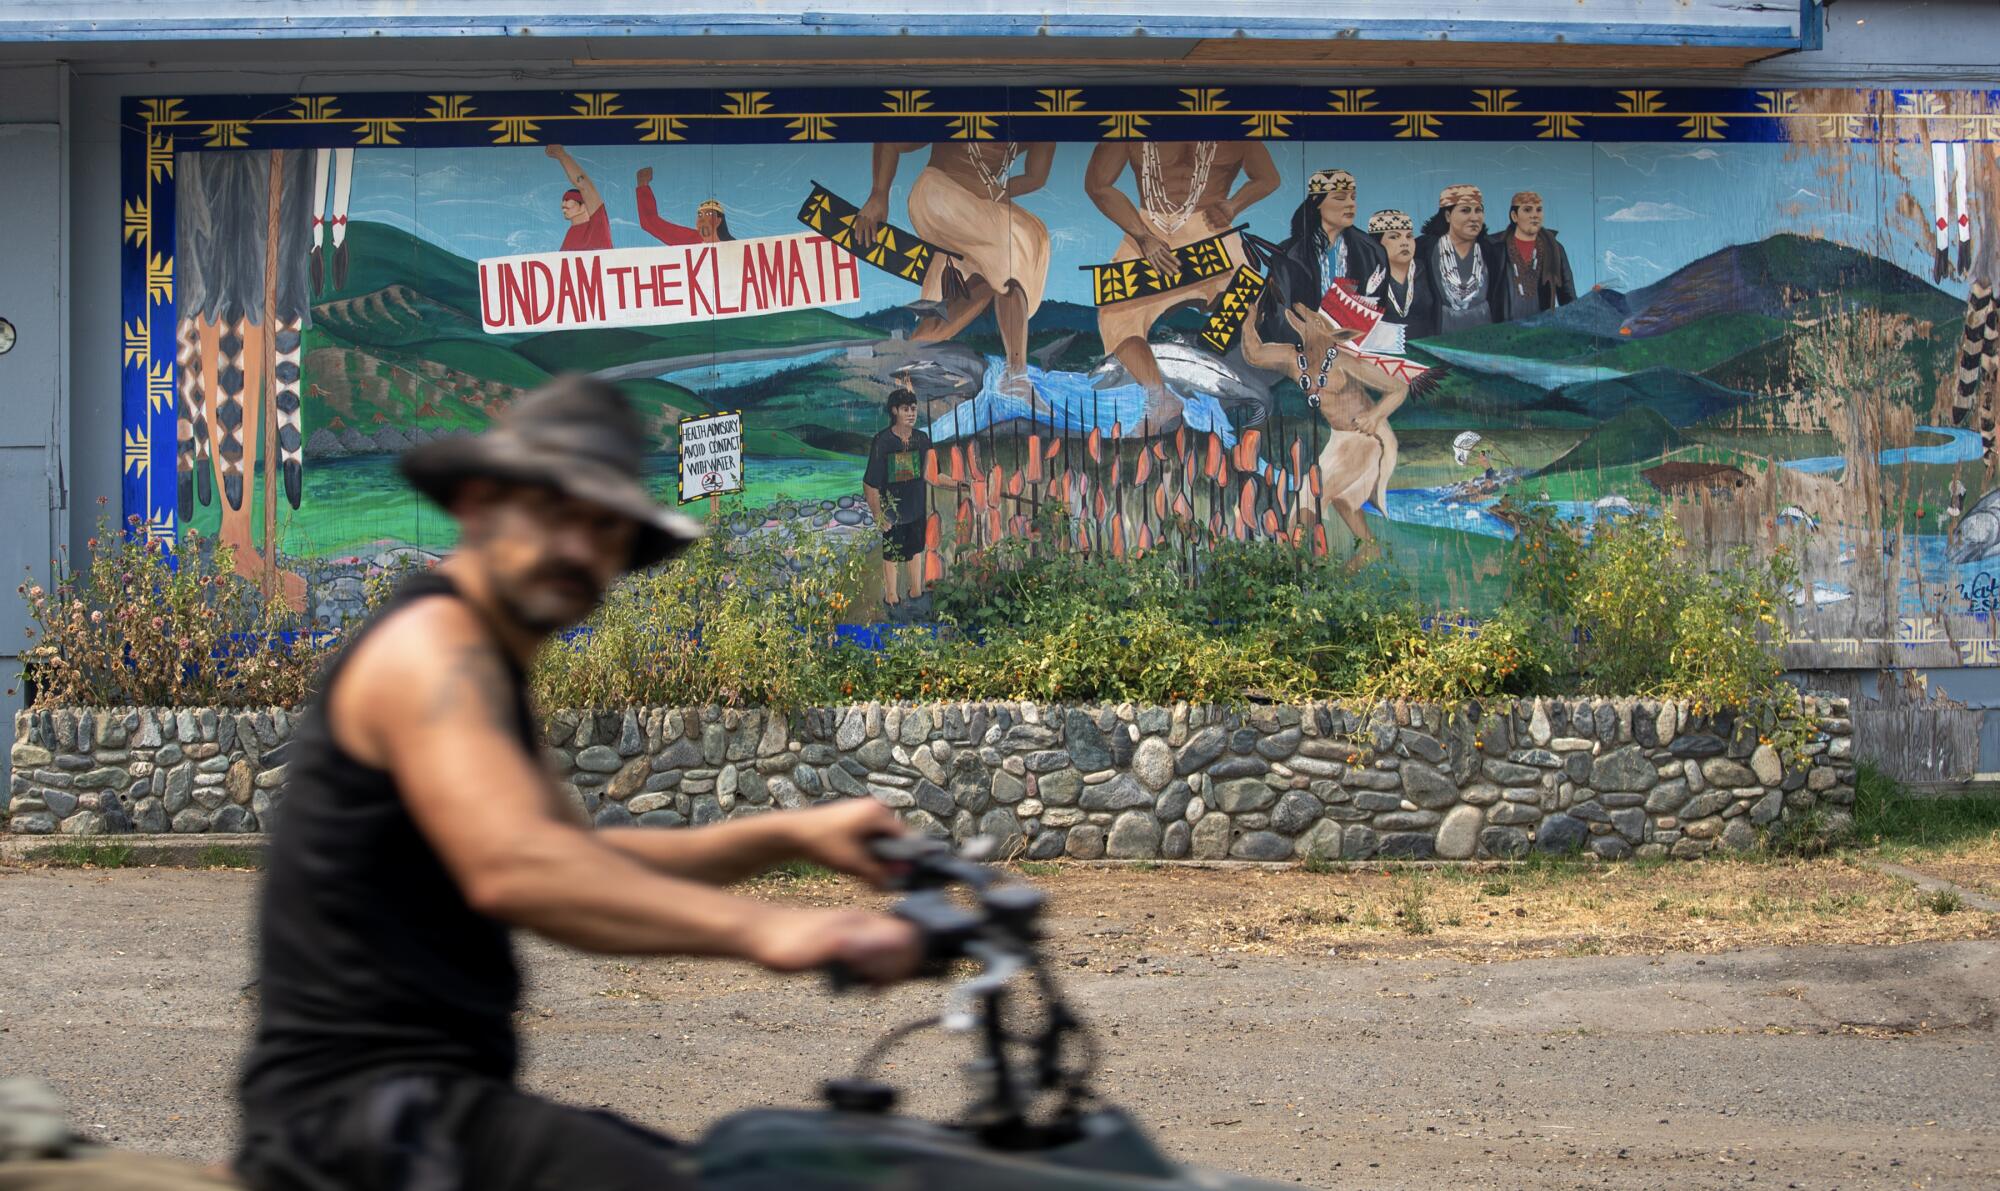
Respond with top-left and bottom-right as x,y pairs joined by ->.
863,387 -> 935,620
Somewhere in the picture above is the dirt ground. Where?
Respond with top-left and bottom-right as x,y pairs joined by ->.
2,861 -> 1996,1189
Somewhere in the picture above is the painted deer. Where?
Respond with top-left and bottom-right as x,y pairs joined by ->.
1240,301 -> 1405,548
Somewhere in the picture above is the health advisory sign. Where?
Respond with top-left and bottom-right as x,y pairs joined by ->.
679,412 -> 744,504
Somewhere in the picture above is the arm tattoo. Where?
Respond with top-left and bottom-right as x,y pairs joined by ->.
420,643 -> 517,735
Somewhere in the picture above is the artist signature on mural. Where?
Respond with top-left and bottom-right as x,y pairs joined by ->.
1957,571 -> 2000,613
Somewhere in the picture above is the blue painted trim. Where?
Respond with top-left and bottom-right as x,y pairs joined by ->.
3,13 -> 1804,48
1799,0 -> 1825,53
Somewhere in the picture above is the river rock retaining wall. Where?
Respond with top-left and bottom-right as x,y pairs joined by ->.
7,698 -> 1853,861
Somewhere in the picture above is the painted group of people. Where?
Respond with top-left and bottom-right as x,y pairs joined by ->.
547,144 -> 734,251
1258,171 -> 1578,347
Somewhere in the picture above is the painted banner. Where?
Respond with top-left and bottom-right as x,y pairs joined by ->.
679,411 -> 744,504
1082,224 -> 1249,306
477,231 -> 863,333
797,182 -> 958,286
1198,266 -> 1268,354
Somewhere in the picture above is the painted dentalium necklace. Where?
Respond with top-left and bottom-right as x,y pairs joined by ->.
1384,270 -> 1414,319
1140,141 -> 1217,234
964,141 -> 1020,201
1439,237 -> 1486,310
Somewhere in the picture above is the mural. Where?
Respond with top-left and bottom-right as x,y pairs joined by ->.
120,87 -> 2000,649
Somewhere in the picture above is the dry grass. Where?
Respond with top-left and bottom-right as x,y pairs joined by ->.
742,857 -> 1999,965
1901,832 -> 2000,900
1042,861 -> 1997,962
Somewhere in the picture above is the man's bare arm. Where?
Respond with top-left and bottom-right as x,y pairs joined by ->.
852,142 -> 923,247
596,795 -> 905,887
1005,143 -> 1056,200
1225,142 -> 1281,219
350,602 -> 908,974
1083,144 -> 1179,277
545,145 -> 604,216
1082,143 -> 1148,241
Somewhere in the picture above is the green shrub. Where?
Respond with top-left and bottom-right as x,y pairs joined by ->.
16,506 -> 323,709
534,510 -> 870,710
16,493 -> 1801,713
1506,504 -> 1792,703
1355,602 -> 1564,703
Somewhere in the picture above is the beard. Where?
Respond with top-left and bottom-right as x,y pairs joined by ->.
494,563 -> 605,634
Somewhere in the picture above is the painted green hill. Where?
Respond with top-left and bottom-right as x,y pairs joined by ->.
1537,407 -> 1684,475
1551,368 -> 1761,427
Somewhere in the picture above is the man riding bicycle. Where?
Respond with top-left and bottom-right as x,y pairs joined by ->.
232,376 -> 922,1190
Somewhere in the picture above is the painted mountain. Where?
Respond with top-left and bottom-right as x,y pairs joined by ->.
1405,233 -> 1963,430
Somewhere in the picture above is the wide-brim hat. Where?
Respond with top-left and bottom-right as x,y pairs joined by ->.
398,374 -> 706,572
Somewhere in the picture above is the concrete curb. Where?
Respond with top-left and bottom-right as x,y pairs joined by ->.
1872,861 -> 2000,913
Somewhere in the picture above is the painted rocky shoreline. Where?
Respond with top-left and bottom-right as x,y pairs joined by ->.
8,697 -> 1853,863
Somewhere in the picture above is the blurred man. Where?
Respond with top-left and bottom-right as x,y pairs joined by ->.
234,376 -> 921,1191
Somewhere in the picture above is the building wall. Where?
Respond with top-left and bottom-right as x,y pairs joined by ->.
9,1 -> 2000,784
0,63 -> 67,797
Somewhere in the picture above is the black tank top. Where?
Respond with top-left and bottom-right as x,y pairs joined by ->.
239,572 -> 532,1115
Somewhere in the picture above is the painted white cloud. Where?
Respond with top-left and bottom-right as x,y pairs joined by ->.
1603,200 -> 1701,223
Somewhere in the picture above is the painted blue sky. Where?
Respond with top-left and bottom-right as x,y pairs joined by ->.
343,138 -> 1957,313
